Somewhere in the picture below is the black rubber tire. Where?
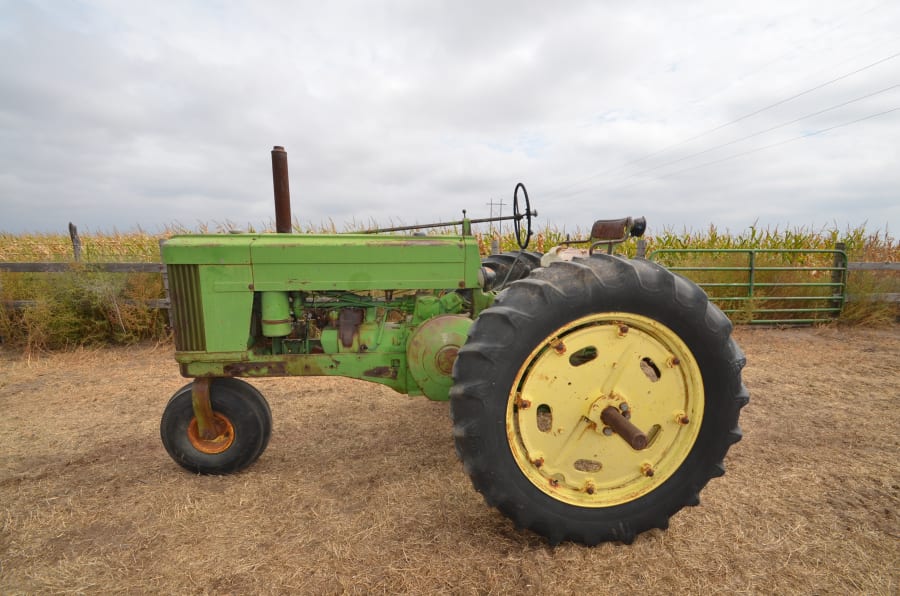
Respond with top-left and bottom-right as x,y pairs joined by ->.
450,255 -> 748,545
481,251 -> 543,290
161,377 -> 273,474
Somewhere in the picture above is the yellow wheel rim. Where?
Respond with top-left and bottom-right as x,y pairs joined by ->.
506,313 -> 704,507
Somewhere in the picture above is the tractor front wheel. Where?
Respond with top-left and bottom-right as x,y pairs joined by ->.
161,378 -> 272,474
450,255 -> 748,544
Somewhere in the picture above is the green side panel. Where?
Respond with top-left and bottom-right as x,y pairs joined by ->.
249,234 -> 480,291
162,234 -> 481,290
163,237 -> 254,351
162,236 -> 253,265
197,265 -> 254,352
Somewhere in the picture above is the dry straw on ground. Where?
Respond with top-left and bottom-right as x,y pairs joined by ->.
1,326 -> 898,594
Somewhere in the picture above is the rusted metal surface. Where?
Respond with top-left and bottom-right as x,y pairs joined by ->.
589,216 -> 646,239
549,338 -> 566,355
591,218 -> 632,241
584,216 -> 647,254
338,308 -> 364,348
435,346 -> 459,375
223,361 -> 288,376
514,393 -> 532,410
363,366 -> 398,379
187,412 -> 235,454
600,406 -> 648,450
271,145 -> 292,233
190,378 -> 218,440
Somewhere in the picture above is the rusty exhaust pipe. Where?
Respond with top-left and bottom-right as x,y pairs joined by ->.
271,145 -> 292,233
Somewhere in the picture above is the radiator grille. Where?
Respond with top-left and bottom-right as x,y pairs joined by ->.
167,265 -> 206,351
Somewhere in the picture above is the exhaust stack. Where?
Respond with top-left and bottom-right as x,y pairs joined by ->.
271,145 -> 292,233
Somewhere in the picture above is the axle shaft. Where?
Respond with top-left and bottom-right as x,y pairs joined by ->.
601,406 -> 648,450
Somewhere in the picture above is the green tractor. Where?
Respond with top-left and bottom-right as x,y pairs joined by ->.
160,147 -> 748,545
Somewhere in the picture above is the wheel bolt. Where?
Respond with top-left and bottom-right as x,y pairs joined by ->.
619,402 -> 629,412
641,463 -> 654,477
550,338 -> 566,355
675,412 -> 690,425
618,325 -> 629,336
602,426 -> 613,436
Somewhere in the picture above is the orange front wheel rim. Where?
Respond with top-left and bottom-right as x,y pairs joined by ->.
187,413 -> 235,454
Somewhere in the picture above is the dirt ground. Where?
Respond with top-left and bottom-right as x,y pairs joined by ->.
1,326 -> 898,595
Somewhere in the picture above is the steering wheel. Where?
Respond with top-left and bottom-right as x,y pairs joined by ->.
513,183 -> 532,250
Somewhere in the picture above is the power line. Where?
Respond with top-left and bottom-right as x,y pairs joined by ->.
611,106 -> 900,190
681,51 -> 900,141
685,1 -> 892,109
591,83 -> 900,188
544,49 -> 900,201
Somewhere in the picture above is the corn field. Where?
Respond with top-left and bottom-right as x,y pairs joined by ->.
0,222 -> 896,352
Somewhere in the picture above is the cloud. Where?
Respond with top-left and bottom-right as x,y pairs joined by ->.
0,0 -> 898,236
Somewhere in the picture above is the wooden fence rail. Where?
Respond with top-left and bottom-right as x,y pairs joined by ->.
0,262 -> 170,310
0,263 -> 164,273
846,261 -> 900,303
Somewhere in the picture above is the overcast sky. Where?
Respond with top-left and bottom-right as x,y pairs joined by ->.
2,0 -> 899,237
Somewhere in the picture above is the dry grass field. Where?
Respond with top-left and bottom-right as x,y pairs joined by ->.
1,326 -> 898,595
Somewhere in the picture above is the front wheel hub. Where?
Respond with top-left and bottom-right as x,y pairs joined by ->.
187,413 -> 235,454
507,313 -> 704,507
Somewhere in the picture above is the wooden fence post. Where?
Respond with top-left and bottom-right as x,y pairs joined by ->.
159,239 -> 173,329
68,223 -> 82,262
832,241 -> 847,314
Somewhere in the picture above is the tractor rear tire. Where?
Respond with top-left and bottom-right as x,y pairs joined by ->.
161,378 -> 273,475
481,251 -> 543,290
450,255 -> 748,545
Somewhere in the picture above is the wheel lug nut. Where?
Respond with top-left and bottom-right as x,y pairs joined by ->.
550,338 -> 566,355
602,426 -> 613,436
641,463 -> 655,477
617,325 -> 629,337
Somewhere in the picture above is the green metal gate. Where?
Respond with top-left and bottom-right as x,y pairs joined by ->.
647,248 -> 848,324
